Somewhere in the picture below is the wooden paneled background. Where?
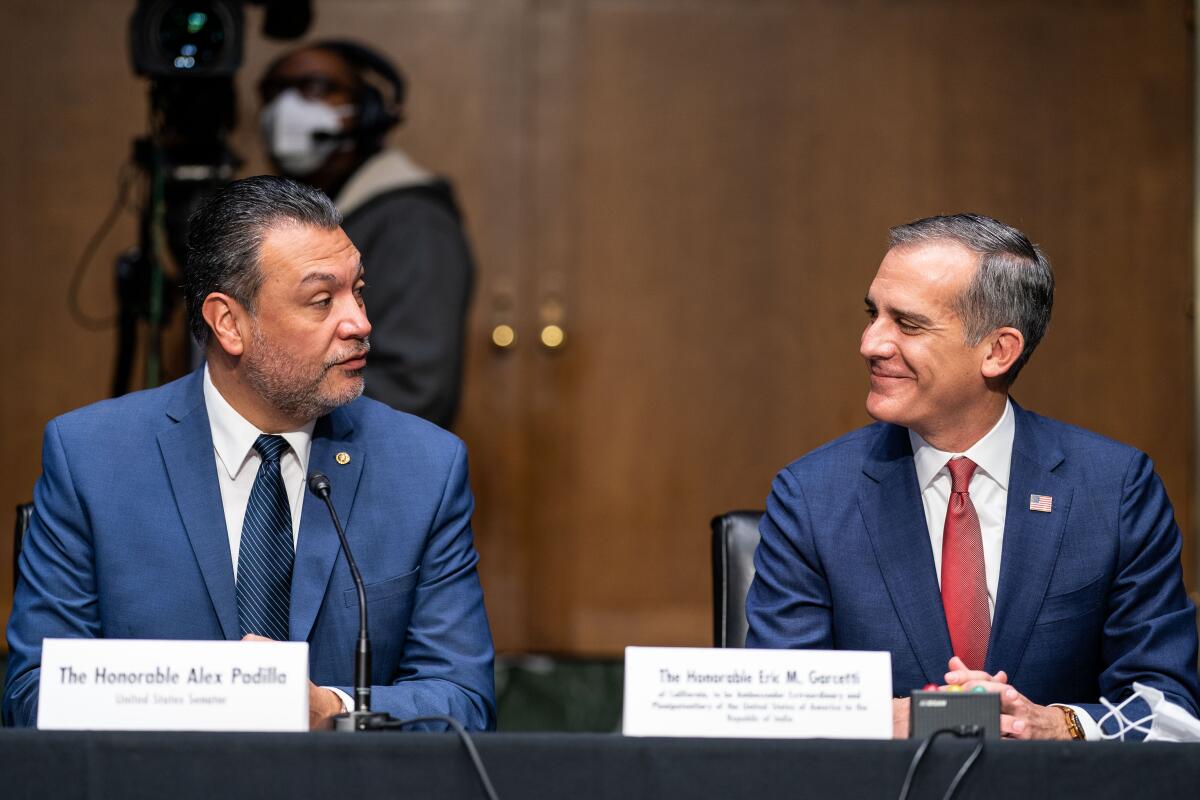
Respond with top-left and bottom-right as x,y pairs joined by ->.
0,0 -> 1194,655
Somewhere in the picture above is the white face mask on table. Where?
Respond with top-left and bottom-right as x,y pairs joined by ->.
1099,682 -> 1200,742
260,89 -> 354,176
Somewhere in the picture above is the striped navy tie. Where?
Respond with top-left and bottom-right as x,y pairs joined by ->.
236,434 -> 294,641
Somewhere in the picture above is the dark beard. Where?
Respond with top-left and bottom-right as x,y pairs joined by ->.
242,330 -> 371,423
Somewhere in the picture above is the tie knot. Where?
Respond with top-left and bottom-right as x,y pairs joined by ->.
254,434 -> 289,464
947,457 -> 977,493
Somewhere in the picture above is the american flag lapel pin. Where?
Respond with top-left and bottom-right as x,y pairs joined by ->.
1029,494 -> 1053,513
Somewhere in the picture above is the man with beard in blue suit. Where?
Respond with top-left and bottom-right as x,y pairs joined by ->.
3,176 -> 494,730
746,213 -> 1200,740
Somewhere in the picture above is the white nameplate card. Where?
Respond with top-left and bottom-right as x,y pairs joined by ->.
623,646 -> 892,739
38,639 -> 309,732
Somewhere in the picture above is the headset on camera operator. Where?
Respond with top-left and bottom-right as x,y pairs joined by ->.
259,41 -> 474,430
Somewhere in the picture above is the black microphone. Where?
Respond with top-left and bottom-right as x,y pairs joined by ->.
308,471 -> 394,732
311,129 -> 356,142
311,122 -> 391,143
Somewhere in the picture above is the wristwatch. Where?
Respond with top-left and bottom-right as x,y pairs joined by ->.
1059,706 -> 1086,740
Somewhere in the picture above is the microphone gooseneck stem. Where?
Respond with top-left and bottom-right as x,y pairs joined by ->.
354,633 -> 371,713
318,490 -> 372,713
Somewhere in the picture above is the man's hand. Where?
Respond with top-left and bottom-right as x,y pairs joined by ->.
943,656 -> 1072,740
308,683 -> 342,731
892,697 -> 911,739
241,633 -> 342,731
943,655 -> 1009,691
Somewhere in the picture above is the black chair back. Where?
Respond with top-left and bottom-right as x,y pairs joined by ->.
14,502 -> 32,597
710,510 -> 763,648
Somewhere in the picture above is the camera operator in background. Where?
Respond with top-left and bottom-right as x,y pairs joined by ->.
259,40 -> 474,430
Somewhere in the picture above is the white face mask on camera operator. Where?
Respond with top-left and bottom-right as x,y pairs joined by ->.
260,89 -> 354,177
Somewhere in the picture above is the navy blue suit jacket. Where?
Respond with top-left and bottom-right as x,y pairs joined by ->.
746,402 -> 1200,733
3,370 -> 495,729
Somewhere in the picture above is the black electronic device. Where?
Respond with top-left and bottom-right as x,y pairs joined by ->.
107,1 -> 311,396
129,0 -> 310,78
130,0 -> 245,78
910,689 -> 1001,739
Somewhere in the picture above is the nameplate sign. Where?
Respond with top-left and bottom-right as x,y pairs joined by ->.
38,639 -> 309,731
623,646 -> 892,739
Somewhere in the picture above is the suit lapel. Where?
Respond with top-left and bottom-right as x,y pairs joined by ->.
158,371 -> 240,640
291,406 -> 364,642
987,404 -> 1071,676
859,424 -> 953,685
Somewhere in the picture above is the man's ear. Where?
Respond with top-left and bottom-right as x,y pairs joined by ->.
980,326 -> 1025,380
201,293 -> 249,357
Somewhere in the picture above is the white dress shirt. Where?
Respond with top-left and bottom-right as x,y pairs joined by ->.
908,399 -> 1014,618
203,367 -> 353,713
202,366 -> 314,574
907,399 -> 1098,739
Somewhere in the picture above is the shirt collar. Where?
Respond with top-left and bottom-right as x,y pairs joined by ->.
202,364 -> 316,480
908,398 -> 1015,491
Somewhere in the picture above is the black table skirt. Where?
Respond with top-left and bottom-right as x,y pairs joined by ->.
2,730 -> 1197,800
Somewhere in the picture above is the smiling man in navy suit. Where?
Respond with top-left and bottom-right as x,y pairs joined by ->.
3,176 -> 494,730
746,213 -> 1200,740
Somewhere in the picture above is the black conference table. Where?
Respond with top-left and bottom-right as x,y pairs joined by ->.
2,729 -> 1197,799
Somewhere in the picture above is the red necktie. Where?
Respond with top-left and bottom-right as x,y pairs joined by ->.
941,457 -> 989,671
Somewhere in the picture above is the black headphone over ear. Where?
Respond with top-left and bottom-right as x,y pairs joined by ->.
311,39 -> 407,140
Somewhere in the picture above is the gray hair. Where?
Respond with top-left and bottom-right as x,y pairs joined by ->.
184,175 -> 342,344
888,213 -> 1054,384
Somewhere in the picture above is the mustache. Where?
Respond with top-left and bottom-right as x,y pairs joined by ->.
325,337 -> 371,369
867,359 -> 911,379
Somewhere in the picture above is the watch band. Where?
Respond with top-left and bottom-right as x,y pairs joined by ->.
1059,706 -> 1086,740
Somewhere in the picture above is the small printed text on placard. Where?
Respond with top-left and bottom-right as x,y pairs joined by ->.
653,668 -> 869,722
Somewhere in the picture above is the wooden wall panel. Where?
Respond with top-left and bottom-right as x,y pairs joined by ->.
0,0 -> 1193,659
521,0 -> 1195,653
0,0 -> 143,646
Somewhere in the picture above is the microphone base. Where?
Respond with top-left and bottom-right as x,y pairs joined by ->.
332,710 -> 397,732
